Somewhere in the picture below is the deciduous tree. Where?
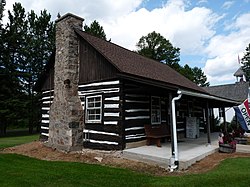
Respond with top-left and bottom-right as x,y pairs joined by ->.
136,31 -> 180,65
136,31 -> 209,87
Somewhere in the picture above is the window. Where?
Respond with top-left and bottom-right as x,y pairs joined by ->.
151,96 -> 161,124
85,95 -> 102,123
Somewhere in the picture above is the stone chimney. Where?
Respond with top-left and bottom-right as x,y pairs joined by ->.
48,13 -> 84,151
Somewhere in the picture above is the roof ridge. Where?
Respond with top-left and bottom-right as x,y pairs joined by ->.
74,28 -> 207,94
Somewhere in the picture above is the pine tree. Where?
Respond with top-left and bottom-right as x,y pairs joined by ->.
242,43 -> 250,81
84,20 -> 107,40
0,2 -> 55,134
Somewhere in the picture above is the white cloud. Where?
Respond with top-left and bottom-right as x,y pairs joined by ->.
102,0 -> 221,55
4,0 -> 143,22
197,0 -> 208,5
4,0 -> 250,86
222,1 -> 234,10
4,0 -> 220,54
204,13 -> 250,85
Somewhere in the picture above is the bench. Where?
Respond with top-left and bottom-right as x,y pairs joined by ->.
144,124 -> 171,147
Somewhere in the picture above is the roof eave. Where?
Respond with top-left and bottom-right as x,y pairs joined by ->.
178,89 -> 240,105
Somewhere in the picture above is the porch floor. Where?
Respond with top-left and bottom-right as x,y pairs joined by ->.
122,132 -> 219,170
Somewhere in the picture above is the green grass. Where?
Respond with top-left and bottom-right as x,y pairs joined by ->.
153,158 -> 250,187
1,134 -> 250,186
0,154 -> 250,187
0,134 -> 39,149
0,154 -> 153,187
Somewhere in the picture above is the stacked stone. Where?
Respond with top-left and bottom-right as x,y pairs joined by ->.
48,13 -> 85,151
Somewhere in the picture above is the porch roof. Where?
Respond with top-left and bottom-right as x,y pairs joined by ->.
203,82 -> 249,102
179,89 -> 241,107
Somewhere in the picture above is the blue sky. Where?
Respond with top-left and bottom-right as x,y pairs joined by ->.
4,0 -> 250,86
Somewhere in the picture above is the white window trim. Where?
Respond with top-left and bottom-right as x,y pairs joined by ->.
151,96 -> 161,125
85,95 -> 102,123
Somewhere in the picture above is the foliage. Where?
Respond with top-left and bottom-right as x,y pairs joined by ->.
0,2 -> 55,134
84,20 -> 107,40
0,0 -> 5,24
136,31 -> 180,65
136,31 -> 209,87
242,43 -> 250,81
180,65 -> 210,87
0,154 -> 250,186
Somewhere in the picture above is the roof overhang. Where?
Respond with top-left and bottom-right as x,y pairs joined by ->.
119,73 -> 240,107
178,89 -> 241,107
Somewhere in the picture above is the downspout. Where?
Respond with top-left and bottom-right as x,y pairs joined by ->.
169,90 -> 182,171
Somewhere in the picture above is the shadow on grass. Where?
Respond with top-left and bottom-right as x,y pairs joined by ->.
0,129 -> 40,150
0,129 -> 39,138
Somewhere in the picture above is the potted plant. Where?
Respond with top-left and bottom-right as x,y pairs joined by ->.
218,132 -> 237,153
233,128 -> 248,145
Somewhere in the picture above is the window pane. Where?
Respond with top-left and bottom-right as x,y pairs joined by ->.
95,97 -> 101,102
151,97 -> 161,124
96,115 -> 101,120
95,101 -> 101,107
88,102 -> 94,108
86,95 -> 102,123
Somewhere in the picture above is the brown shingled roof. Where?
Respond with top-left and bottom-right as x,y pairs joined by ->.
203,82 -> 249,102
75,29 -> 206,94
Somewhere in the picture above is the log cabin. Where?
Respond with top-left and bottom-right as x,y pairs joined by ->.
35,13 -> 239,152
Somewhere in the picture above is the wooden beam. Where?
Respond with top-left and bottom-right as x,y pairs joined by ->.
222,107 -> 227,132
205,101 -> 211,144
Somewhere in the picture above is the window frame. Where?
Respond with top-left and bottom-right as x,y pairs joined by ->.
85,95 -> 103,123
151,96 -> 161,125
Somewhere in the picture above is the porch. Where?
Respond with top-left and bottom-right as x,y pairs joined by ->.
123,132 -> 219,170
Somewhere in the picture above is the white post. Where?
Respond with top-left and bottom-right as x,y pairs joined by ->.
169,90 -> 182,171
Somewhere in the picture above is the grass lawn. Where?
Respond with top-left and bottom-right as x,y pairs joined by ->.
0,133 -> 39,149
1,134 -> 250,186
0,154 -> 250,187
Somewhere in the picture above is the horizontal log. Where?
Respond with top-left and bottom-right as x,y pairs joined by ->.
40,128 -> 49,134
85,133 -> 122,143
125,128 -> 145,136
125,111 -> 150,117
124,103 -> 150,110
103,108 -> 122,113
42,91 -> 54,97
104,99 -> 121,105
42,103 -> 52,108
124,119 -> 150,128
41,123 -> 49,127
83,141 -> 122,150
41,110 -> 50,114
78,80 -> 120,90
103,116 -> 122,121
84,124 -> 121,134
125,136 -> 146,143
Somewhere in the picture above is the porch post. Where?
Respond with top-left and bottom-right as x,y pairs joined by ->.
235,113 -> 238,129
205,101 -> 211,144
222,107 -> 227,132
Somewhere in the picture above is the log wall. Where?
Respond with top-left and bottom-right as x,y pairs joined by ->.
79,80 -> 124,150
40,90 -> 54,141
